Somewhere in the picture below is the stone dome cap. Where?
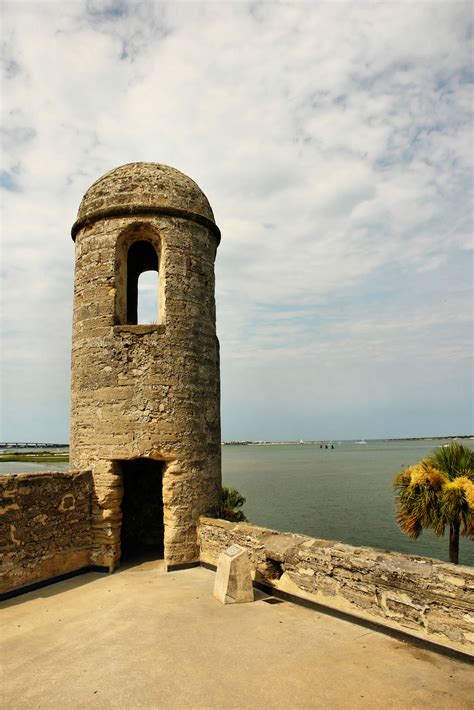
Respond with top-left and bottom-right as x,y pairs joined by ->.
72,162 -> 219,241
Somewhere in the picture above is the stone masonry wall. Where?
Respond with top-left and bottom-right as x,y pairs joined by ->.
0,471 -> 93,595
70,164 -> 221,570
199,517 -> 474,655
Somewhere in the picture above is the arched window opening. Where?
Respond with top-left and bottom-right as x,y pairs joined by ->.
127,240 -> 159,324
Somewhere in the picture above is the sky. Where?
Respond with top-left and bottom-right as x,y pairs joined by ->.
0,0 -> 473,442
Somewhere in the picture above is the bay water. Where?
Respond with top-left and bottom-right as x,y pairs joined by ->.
222,439 -> 474,567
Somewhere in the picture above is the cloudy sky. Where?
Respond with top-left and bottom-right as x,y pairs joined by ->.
1,0 -> 472,442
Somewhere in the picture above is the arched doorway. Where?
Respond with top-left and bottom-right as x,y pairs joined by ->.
118,458 -> 164,564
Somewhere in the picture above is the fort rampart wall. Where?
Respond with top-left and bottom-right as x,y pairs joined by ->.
0,471 -> 93,595
198,516 -> 474,655
1,477 -> 473,657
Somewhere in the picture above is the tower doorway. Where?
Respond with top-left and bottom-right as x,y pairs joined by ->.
119,458 -> 164,564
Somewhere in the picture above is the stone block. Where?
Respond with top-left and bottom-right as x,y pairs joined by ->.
213,544 -> 254,604
262,532 -> 306,562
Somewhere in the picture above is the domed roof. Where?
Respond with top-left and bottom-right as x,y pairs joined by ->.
72,162 -> 218,240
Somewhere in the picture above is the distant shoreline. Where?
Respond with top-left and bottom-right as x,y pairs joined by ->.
223,436 -> 473,445
1,435 -> 472,455
0,443 -> 68,449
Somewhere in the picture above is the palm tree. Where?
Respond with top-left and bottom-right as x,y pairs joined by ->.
221,486 -> 247,522
393,441 -> 474,564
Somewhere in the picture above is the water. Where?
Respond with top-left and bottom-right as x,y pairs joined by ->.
222,439 -> 474,567
1,439 -> 473,566
0,448 -> 69,474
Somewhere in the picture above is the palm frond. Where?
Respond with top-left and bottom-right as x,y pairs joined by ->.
393,463 -> 445,538
440,480 -> 473,537
221,486 -> 247,522
425,441 -> 474,481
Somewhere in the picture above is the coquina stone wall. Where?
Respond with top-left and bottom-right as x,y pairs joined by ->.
199,517 -> 474,655
0,471 -> 93,595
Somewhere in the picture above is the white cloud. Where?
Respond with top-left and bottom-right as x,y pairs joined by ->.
0,0 -> 472,440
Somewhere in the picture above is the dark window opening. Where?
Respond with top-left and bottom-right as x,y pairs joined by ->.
119,458 -> 164,564
127,240 -> 159,324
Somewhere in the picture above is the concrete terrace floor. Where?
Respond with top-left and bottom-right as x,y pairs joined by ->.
1,561 -> 473,710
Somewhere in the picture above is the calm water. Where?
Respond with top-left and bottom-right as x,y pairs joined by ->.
2,440 -> 473,566
222,439 -> 474,567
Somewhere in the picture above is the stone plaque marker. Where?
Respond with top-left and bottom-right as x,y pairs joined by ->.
226,544 -> 242,557
213,544 -> 254,604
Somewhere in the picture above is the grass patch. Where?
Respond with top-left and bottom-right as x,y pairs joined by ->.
0,453 -> 70,463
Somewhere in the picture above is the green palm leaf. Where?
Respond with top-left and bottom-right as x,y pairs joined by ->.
221,486 -> 247,522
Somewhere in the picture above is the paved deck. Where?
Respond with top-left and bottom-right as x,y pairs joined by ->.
1,561 -> 472,709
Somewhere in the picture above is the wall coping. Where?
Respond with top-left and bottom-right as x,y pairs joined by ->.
199,516 -> 473,572
1,470 -> 91,482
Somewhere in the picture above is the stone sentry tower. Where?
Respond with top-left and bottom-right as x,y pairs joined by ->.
70,163 -> 221,571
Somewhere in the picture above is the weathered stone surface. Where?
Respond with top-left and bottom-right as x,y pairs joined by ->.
74,163 -> 216,229
0,471 -> 92,594
261,532 -> 305,562
213,544 -> 254,604
198,517 -> 474,654
70,163 -> 221,570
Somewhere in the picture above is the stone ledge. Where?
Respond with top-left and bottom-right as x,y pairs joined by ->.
113,324 -> 166,336
1,469 -> 91,482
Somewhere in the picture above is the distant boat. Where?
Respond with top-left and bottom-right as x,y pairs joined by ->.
355,439 -> 367,444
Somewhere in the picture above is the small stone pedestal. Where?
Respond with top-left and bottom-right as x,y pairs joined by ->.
213,544 -> 254,604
